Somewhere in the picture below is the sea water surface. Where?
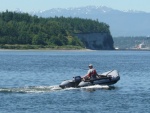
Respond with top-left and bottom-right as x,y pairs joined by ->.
0,50 -> 150,113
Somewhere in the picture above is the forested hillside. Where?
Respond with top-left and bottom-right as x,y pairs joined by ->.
0,11 -> 111,49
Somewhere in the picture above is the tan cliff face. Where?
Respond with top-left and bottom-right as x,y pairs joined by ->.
76,33 -> 114,50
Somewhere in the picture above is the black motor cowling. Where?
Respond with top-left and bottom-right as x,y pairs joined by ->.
74,76 -> 82,82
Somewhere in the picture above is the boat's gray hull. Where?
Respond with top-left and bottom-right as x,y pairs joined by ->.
78,76 -> 120,87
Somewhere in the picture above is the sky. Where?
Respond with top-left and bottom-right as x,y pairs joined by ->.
0,0 -> 150,12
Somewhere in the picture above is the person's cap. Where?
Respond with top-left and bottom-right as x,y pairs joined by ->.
89,64 -> 93,67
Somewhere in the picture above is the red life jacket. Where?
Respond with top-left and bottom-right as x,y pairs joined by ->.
88,69 -> 97,78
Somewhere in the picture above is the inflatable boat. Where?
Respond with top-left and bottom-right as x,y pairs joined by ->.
59,70 -> 120,88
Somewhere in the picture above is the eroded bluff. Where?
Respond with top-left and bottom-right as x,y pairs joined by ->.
76,33 -> 114,50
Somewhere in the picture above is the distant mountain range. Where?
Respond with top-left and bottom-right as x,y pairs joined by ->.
29,6 -> 150,37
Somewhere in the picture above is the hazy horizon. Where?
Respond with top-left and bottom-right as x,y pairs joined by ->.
0,0 -> 150,13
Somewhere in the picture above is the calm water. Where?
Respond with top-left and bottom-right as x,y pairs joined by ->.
0,50 -> 150,113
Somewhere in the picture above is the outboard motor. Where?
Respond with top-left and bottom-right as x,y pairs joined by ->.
74,76 -> 82,82
73,76 -> 82,87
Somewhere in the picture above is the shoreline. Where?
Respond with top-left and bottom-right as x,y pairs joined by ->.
0,48 -> 95,51
0,48 -> 150,52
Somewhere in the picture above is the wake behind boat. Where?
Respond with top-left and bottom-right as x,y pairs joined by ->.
59,70 -> 120,89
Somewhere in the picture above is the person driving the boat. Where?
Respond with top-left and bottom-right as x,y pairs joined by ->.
83,64 -> 98,81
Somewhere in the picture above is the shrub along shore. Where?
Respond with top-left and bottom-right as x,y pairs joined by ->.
0,44 -> 85,50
